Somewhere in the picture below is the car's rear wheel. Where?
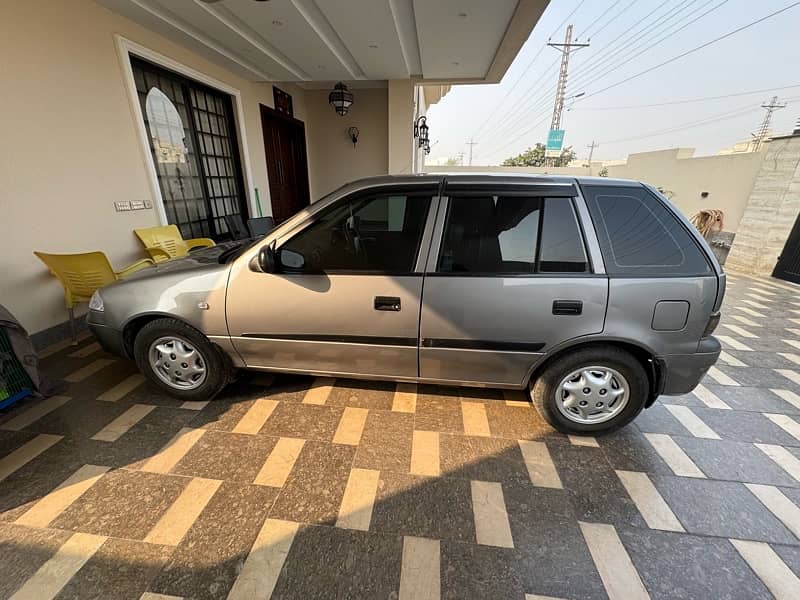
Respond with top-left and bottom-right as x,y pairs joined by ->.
133,318 -> 230,401
530,346 -> 648,434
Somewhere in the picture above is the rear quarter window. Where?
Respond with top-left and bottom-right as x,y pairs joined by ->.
582,185 -> 711,276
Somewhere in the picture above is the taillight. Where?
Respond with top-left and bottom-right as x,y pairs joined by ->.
703,312 -> 721,338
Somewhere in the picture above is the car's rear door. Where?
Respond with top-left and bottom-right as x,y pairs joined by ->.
418,179 -> 608,387
226,181 -> 440,378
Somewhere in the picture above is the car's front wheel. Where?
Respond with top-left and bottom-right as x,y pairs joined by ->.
530,346 -> 648,434
133,318 -> 230,401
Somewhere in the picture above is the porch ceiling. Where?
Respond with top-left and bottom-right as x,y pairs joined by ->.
96,0 -> 548,84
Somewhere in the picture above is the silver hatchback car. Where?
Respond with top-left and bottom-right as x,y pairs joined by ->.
88,174 -> 724,434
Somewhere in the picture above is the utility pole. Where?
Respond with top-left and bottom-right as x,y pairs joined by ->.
547,25 -> 589,165
466,139 -> 478,166
456,151 -> 465,166
586,140 -> 598,165
752,95 -> 786,151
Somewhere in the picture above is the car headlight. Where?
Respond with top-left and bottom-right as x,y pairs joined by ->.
89,290 -> 105,312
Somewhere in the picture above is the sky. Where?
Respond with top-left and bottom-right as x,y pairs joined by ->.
425,0 -> 800,165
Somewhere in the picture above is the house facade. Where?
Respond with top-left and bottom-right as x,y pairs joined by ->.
2,0 -> 548,343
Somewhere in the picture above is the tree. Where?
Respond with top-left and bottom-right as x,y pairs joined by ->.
502,143 -> 576,167
444,157 -> 460,166
598,167 -> 609,177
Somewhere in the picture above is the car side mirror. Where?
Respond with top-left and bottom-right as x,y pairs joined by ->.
278,248 -> 305,270
258,242 -> 277,273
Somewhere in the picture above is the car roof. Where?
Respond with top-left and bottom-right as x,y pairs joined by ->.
337,172 -> 643,190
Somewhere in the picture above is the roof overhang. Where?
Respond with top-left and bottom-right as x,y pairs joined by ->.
95,0 -> 548,85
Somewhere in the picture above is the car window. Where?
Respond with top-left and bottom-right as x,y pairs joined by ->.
583,185 -> 711,276
539,198 -> 589,273
438,196 -> 542,273
280,192 -> 431,273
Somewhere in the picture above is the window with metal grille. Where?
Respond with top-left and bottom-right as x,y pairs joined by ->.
132,56 -> 247,241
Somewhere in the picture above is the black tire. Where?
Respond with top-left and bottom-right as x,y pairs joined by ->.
530,346 -> 648,435
133,318 -> 231,402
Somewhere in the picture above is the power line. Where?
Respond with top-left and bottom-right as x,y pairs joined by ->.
575,84 -> 800,110
571,0 -> 731,94
470,0 -> 587,140
584,0 -> 637,40
579,0 -> 623,39
577,2 -> 800,102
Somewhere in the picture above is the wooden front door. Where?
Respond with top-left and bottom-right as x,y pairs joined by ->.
774,212 -> 800,283
260,105 -> 310,223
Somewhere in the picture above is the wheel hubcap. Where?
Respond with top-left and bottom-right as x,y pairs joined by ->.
149,336 -> 207,390
555,365 -> 629,424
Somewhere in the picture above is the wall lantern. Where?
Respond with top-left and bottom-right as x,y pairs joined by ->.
413,116 -> 430,154
329,82 -> 353,116
347,126 -> 360,149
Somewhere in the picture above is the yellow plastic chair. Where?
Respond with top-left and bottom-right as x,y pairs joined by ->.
133,224 -> 215,262
34,251 -> 154,342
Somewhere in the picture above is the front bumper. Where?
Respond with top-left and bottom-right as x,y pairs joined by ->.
87,310 -> 127,358
659,336 -> 722,395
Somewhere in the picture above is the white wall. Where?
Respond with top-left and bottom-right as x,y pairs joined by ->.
0,0 -> 310,334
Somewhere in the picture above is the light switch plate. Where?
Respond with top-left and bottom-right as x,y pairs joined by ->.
114,201 -> 131,211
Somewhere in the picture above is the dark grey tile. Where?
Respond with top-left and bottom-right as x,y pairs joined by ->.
151,481 -> 278,600
439,434 -> 530,484
772,543 -> 800,577
618,527 -> 772,600
718,366 -> 798,389
503,482 -> 606,599
261,375 -> 315,403
0,523 -> 72,598
371,471 -> 475,543
51,469 -> 187,540
269,441 -> 355,525
56,538 -> 172,600
598,427 -> 674,476
415,386 -> 464,433
257,402 -> 344,442
441,541 -> 525,600
651,475 -> 797,544
272,525 -> 402,600
673,437 -> 798,487
548,443 -> 646,529
21,399 -> 141,439
353,410 -> 413,473
704,385 -> 800,414
634,404 -> 689,436
484,403 -> 562,440
327,378 -> 396,410
171,430 -> 279,483
690,407 -> 800,446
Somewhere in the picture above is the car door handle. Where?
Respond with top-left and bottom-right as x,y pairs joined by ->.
553,300 -> 583,315
374,296 -> 401,311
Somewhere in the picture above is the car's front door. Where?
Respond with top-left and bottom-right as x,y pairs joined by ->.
226,185 -> 439,378
419,182 -> 608,386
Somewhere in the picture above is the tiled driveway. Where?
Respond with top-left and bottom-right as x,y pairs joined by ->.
2,271 -> 800,599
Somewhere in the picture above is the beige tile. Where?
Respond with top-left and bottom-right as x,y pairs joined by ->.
399,536 -> 440,600
764,414 -> 800,442
746,483 -> 800,539
771,388 -> 800,410
716,335 -> 753,351
706,366 -> 740,386
253,437 -> 305,487
336,468 -> 380,531
0,434 -> 62,482
731,539 -> 800,600
410,430 -> 440,477
37,337 -> 77,360
1,396 -> 70,431
9,532 -> 107,600
518,440 -> 563,489
719,351 -> 746,368
140,594 -> 183,600
144,477 -> 221,546
692,384 -> 731,410
97,374 -> 145,402
777,369 -> 800,387
16,465 -> 110,528
471,480 -> 514,548
332,407 -> 368,445
616,470 -> 684,532
392,383 -> 417,412
231,399 -> 278,434
179,400 -> 209,411
461,401 -> 490,437
91,404 -> 155,442
756,443 -> 800,482
226,518 -> 299,600
140,428 -> 206,474
644,433 -> 705,478
579,522 -> 649,600
64,358 -> 115,383
502,389 -> 530,407
302,377 -> 335,404
568,435 -> 599,447
663,405 -> 720,439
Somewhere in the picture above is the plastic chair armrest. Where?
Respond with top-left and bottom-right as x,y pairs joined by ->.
143,247 -> 172,262
186,238 -> 215,250
116,258 -> 155,278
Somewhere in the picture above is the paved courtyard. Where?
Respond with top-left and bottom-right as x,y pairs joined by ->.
1,271 -> 800,599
